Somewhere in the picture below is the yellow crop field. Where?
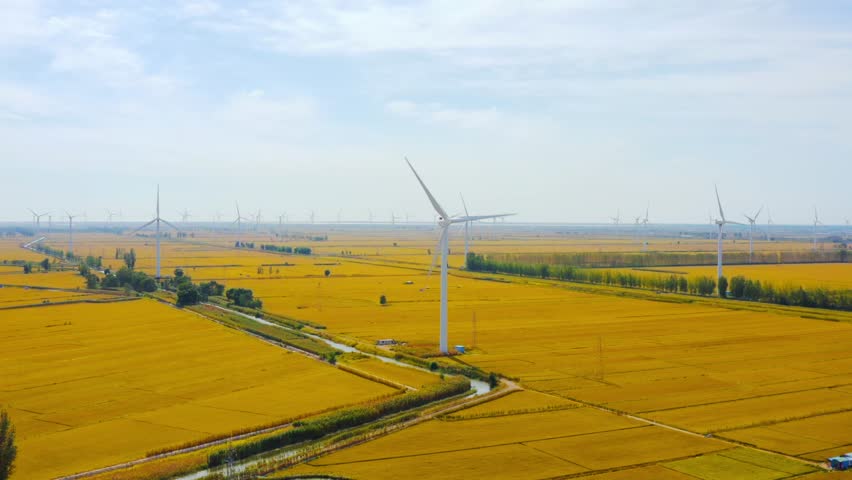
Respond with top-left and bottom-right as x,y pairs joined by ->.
665,447 -> 818,480
0,299 -> 395,479
281,395 -> 726,479
626,263 -> 852,290
0,286 -> 107,307
0,270 -> 89,288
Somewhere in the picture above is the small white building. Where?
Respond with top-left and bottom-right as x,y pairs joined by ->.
376,339 -> 397,346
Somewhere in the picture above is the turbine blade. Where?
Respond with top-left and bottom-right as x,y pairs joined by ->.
460,193 -> 469,217
714,185 -> 725,222
754,206 -> 762,221
427,227 -> 445,277
130,218 -> 157,235
452,213 -> 515,224
160,218 -> 181,231
405,157 -> 448,219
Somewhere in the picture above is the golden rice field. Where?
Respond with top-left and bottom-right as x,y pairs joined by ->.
0,299 -> 395,479
630,263 -> 852,290
1,230 -> 850,478
280,390 -> 819,479
0,285 -> 109,308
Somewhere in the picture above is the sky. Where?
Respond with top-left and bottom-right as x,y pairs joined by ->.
0,0 -> 850,225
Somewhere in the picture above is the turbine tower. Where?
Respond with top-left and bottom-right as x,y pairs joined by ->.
812,207 -> 822,252
65,211 -> 81,255
131,186 -> 179,278
105,209 -> 121,225
713,185 -> 743,280
28,209 -> 49,235
743,206 -> 762,263
232,202 -> 248,232
407,158 -> 512,354
610,209 -> 621,237
178,209 -> 192,224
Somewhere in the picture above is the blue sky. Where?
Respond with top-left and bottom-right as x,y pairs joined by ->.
1,0 -> 850,224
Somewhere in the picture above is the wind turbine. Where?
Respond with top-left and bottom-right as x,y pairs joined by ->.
178,208 -> 192,224
610,209 -> 621,237
131,186 -> 179,278
28,209 -> 49,235
459,194 -> 514,268
105,209 -> 121,225
232,202 -> 248,232
309,210 -> 315,224
812,207 -> 822,252
743,206 -> 762,263
407,158 -> 513,354
278,212 -> 288,226
765,208 -> 774,241
65,211 -> 81,255
713,185 -> 744,280
254,209 -> 262,230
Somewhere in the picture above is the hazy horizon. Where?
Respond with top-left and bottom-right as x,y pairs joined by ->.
2,1 -> 850,224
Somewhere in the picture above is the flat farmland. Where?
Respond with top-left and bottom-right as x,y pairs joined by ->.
230,258 -> 852,458
0,299 -> 395,479
639,263 -> 852,290
279,389 -> 729,479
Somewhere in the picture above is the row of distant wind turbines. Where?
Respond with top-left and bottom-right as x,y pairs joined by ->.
23,162 -> 849,355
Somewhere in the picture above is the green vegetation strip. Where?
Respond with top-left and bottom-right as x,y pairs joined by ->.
188,304 -> 338,358
207,378 -> 471,467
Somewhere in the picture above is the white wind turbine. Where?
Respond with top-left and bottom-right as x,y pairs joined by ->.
812,207 -> 822,252
743,206 -> 762,263
178,208 -> 192,224
232,202 -> 249,232
131,186 -> 179,278
254,209 -> 263,230
105,209 -> 121,225
713,185 -> 744,280
407,158 -> 513,354
610,209 -> 621,237
65,211 -> 82,255
765,208 -> 774,241
28,209 -> 49,235
459,194 -> 514,268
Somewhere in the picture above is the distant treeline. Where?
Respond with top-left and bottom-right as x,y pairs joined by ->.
466,253 -> 852,311
484,249 -> 848,269
207,377 -> 470,467
259,244 -> 312,255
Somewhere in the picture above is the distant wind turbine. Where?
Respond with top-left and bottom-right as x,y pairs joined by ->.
713,185 -> 744,280
743,206 -> 762,263
131,186 -> 179,278
610,209 -> 621,237
178,209 -> 192,224
459,193 -> 514,268
232,202 -> 249,232
105,209 -> 121,225
812,207 -> 822,252
65,211 -> 81,255
407,157 -> 512,354
28,209 -> 49,234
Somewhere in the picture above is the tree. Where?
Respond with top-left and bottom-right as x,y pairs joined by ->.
718,275 -> 728,298
85,273 -> 99,289
22,264 -> 31,274
176,283 -> 201,306
40,258 -> 50,271
123,248 -> 136,269
324,269 -> 331,277
0,409 -> 16,480
174,268 -> 184,278
488,372 -> 499,389
379,294 -> 387,305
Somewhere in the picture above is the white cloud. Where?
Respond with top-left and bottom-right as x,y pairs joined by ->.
0,83 -> 55,120
386,100 -> 503,130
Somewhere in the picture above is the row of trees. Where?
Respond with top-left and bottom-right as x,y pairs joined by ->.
466,253 -> 851,311
485,249 -> 848,269
260,244 -> 312,255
